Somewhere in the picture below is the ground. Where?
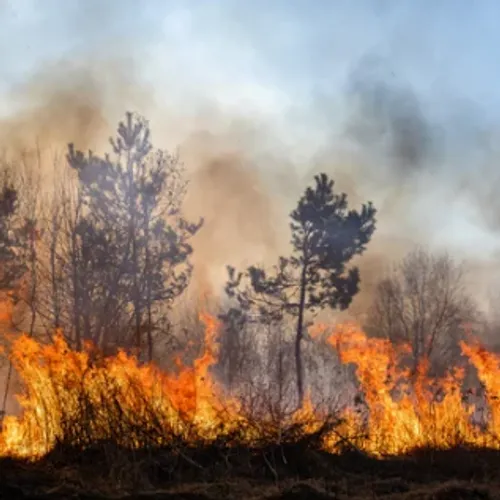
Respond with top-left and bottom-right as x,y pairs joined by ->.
0,445 -> 499,499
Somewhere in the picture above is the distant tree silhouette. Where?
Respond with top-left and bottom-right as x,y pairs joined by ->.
366,247 -> 477,375
59,112 -> 203,359
225,173 -> 376,406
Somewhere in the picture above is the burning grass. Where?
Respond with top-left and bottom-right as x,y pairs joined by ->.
0,314 -> 339,461
1,315 -> 500,496
3,316 -> 500,459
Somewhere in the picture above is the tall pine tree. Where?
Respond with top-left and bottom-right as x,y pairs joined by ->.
225,173 -> 376,406
66,112 -> 202,360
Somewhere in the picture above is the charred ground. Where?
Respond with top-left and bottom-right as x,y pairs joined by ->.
0,440 -> 499,499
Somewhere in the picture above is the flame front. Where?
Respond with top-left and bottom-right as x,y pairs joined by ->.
2,317 -> 500,459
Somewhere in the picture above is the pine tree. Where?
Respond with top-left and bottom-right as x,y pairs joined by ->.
66,112 -> 202,359
225,173 -> 376,405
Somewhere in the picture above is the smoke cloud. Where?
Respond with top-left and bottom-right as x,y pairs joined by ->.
1,1 -> 500,316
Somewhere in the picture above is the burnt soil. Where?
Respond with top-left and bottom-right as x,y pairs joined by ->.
0,442 -> 499,499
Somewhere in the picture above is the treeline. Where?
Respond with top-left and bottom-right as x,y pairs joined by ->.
0,113 -> 488,410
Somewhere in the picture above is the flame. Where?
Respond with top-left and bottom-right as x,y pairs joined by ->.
0,315 -> 245,458
2,316 -> 500,459
323,322 -> 479,455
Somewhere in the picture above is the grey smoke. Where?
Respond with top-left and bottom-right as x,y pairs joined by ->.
344,55 -> 440,176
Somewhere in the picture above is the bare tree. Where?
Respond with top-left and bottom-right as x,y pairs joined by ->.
366,247 -> 477,374
477,284 -> 500,351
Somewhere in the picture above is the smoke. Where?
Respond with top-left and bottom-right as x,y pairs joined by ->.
0,57 -> 155,152
345,54 -> 439,176
2,1 -> 500,319
302,53 -> 500,314
0,56 -> 293,301
180,129 -> 287,295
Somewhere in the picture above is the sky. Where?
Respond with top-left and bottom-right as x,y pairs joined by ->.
2,1 -> 500,109
2,0 -> 500,293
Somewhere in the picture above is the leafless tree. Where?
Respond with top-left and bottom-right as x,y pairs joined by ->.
366,247 -> 478,374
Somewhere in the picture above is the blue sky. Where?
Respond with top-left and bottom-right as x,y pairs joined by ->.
2,0 -> 500,265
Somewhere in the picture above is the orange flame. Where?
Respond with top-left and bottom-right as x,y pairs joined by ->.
1,317 -> 500,459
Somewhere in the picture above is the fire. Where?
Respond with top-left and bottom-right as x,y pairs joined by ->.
323,323 -> 479,455
1,316 -> 500,459
0,315 -> 247,458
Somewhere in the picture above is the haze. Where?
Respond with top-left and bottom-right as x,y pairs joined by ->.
1,0 -> 500,309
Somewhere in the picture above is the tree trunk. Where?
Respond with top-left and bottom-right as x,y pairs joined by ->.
144,211 -> 154,363
126,151 -> 142,358
277,327 -> 284,418
146,307 -> 153,362
71,232 -> 82,351
28,223 -> 38,336
295,263 -> 308,408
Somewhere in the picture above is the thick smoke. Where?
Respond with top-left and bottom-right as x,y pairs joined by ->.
2,2 -> 500,321
0,58 -> 151,154
0,60 -> 292,305
345,55 -> 439,176
2,54 -> 500,318
302,54 -> 500,316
